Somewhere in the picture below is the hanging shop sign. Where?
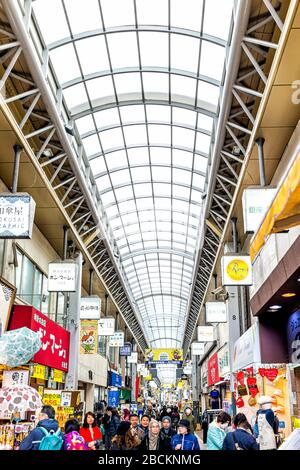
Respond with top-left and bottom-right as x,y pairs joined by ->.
48,262 -> 77,292
80,296 -> 101,320
120,342 -> 132,356
2,370 -> 29,388
233,322 -> 261,371
242,187 -> 277,234
80,320 -> 98,354
191,342 -> 205,355
52,369 -> 64,383
207,352 -> 220,386
109,331 -> 125,347
109,371 -> 122,388
221,255 -> 253,286
43,390 -> 62,407
0,193 -> 36,239
98,317 -> 115,336
287,309 -> 300,363
0,277 -> 16,335
108,390 -> 120,407
218,346 -> 230,377
127,352 -> 138,364
9,306 -> 70,372
30,364 -> 48,380
197,326 -> 214,342
205,302 -> 227,323
145,348 -> 183,364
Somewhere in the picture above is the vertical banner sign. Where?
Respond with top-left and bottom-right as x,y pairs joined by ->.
48,262 -> 77,292
207,353 -> 220,386
109,331 -> 124,347
242,187 -> 276,233
197,326 -> 214,342
221,255 -> 253,286
0,193 -> 36,238
80,296 -> 101,320
108,390 -> 120,407
98,317 -> 115,336
0,277 -> 16,334
80,320 -> 98,354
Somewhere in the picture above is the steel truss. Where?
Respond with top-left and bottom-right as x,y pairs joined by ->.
183,0 -> 289,353
0,1 -> 148,350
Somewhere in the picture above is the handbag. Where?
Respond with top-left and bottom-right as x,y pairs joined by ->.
232,432 -> 243,450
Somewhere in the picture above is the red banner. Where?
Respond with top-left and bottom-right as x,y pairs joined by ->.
207,352 -> 220,387
9,306 -> 70,372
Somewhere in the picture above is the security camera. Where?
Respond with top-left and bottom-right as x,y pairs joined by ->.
211,286 -> 225,296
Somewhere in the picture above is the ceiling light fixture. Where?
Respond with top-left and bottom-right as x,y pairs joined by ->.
269,305 -> 282,310
281,293 -> 296,298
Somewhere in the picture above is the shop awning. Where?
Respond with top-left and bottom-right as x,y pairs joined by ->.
250,151 -> 300,260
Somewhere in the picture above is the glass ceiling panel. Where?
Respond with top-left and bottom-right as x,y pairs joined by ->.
33,0 -> 234,354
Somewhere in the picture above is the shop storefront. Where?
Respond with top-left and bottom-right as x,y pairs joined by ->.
233,322 -> 292,438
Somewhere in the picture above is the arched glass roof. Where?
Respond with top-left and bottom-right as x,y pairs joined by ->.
33,0 -> 234,361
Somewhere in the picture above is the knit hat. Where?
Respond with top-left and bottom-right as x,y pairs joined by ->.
178,419 -> 190,430
162,416 -> 171,423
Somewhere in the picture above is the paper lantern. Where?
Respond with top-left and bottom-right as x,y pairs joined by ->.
265,368 -> 278,382
0,327 -> 41,367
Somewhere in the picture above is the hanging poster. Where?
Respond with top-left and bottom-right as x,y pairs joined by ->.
2,370 -> 29,388
197,326 -> 214,342
80,296 -> 101,320
221,255 -> 253,286
0,277 -> 16,335
109,331 -> 124,347
120,342 -> 132,356
205,302 -> 227,323
242,187 -> 276,233
145,348 -> 183,364
207,353 -> 220,386
191,342 -> 205,355
80,320 -> 98,354
98,317 -> 115,336
108,390 -> 120,407
60,392 -> 72,407
127,352 -> 138,364
48,262 -> 77,292
0,193 -> 36,238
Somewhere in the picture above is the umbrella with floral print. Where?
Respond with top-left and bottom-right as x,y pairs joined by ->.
0,385 -> 43,418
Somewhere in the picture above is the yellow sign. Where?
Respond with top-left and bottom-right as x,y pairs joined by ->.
53,369 -> 63,383
145,375 -> 152,381
80,320 -> 98,354
31,364 -> 46,380
43,390 -> 62,407
37,386 -> 44,397
145,348 -> 183,363
226,259 -> 249,281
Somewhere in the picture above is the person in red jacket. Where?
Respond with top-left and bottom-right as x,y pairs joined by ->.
80,412 -> 103,450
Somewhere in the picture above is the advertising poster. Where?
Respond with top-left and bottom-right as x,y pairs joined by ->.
108,390 -> 120,408
48,262 -> 77,292
145,348 -> 183,364
80,320 -> 98,354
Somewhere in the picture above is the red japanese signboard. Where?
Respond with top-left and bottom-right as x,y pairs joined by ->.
9,306 -> 70,372
207,352 -> 220,387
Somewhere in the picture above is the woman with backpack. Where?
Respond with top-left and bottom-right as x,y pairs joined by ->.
222,413 -> 259,450
80,411 -> 103,450
64,419 -> 88,450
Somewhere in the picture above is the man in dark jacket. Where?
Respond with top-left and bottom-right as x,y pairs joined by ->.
103,407 -> 120,449
159,416 -> 176,451
20,405 -> 61,450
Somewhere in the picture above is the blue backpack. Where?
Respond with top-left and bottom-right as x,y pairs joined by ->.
38,427 -> 63,450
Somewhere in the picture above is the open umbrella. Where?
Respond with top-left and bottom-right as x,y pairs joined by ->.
0,385 -> 43,418
0,327 -> 41,367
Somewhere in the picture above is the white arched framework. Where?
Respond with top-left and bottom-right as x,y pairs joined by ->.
32,0 -> 234,355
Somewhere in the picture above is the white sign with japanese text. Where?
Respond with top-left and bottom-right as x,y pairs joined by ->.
0,193 -> 36,239
191,342 -> 205,355
80,296 -> 101,320
98,317 -> 115,336
2,370 -> 29,387
197,326 -> 214,342
242,187 -> 276,233
206,302 -> 227,323
127,352 -> 138,364
109,331 -> 124,347
48,262 -> 77,292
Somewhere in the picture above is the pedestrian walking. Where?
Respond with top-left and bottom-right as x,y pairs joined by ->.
170,406 -> 181,429
171,419 -> 200,451
64,419 -> 88,450
102,407 -> 120,449
159,416 -> 176,451
121,408 -> 130,422
80,412 -> 103,450
222,413 -> 259,450
19,405 -> 63,450
207,411 -> 231,450
182,406 -> 197,434
139,419 -> 161,450
139,414 -> 150,436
